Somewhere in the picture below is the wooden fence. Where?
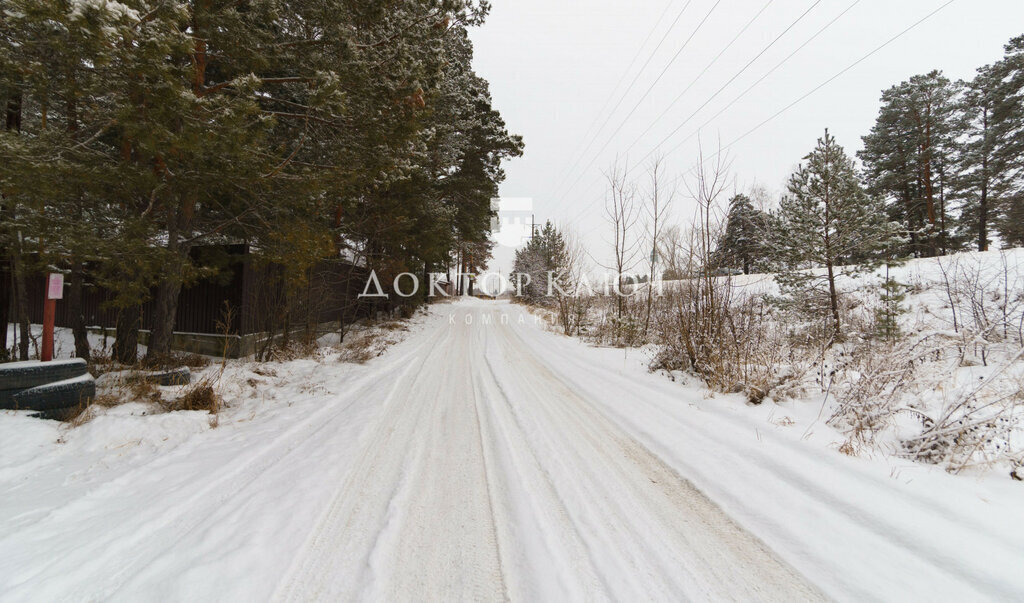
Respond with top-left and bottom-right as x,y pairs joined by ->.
21,245 -> 375,338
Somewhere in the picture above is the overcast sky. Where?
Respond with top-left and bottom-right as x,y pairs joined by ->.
469,0 -> 1024,275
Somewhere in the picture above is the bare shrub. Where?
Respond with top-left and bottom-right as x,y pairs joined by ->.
587,293 -> 644,347
643,143 -> 815,401
901,355 -> 1023,473
828,331 -> 1023,471
642,157 -> 675,337
165,378 -> 221,413
652,285 -> 810,404
651,277 -> 732,380
558,293 -> 593,338
937,251 -> 1024,359
553,231 -> 593,337
604,160 -> 642,323
827,336 -> 932,450
723,296 -> 812,404
338,331 -> 380,364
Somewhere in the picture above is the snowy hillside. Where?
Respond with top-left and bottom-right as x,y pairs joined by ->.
572,249 -> 1024,481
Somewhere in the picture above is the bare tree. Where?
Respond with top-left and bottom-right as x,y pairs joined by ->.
604,160 -> 641,320
748,184 -> 776,212
685,140 -> 731,276
656,224 -> 690,280
668,139 -> 732,374
553,228 -> 591,336
643,156 -> 674,336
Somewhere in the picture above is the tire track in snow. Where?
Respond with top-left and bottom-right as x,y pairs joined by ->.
275,315 -> 507,602
273,324 -> 458,601
0,318 -> 448,602
276,302 -> 822,601
4,301 -> 831,601
521,310 -> 1022,601
373,318 -> 506,601
488,306 -> 824,601
472,316 -> 610,601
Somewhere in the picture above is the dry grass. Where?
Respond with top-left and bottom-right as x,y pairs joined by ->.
264,340 -> 318,362
141,352 -> 211,370
335,317 -> 412,364
89,393 -> 124,408
62,402 -> 96,427
130,379 -> 164,404
163,378 -> 221,414
64,365 -> 219,428
379,321 -> 410,332
58,369 -> 163,425
338,331 -> 381,364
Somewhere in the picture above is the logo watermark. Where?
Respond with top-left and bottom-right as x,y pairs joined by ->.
358,270 -> 666,300
491,197 -> 534,247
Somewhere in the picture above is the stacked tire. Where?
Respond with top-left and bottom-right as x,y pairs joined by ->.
0,359 -> 95,420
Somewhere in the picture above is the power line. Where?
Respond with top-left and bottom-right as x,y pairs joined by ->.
622,0 -> 776,157
655,0 -> 861,162
553,0 -> 677,188
550,0 -> 695,199
696,0 -> 957,170
555,0 -> 725,203
626,0 -> 821,161
558,0 -> 823,223
562,0 -> 952,226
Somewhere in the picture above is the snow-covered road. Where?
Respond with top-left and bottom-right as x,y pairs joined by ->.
275,302 -> 819,601
2,299 -> 1022,602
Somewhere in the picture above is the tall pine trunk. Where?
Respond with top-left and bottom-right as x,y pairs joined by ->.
149,277 -> 183,359
12,228 -> 31,361
826,259 -> 841,340
147,204 -> 187,360
113,304 -> 141,365
5,93 -> 29,360
979,107 -> 990,252
67,261 -> 90,360
146,0 -> 208,361
0,259 -> 9,361
65,85 -> 90,361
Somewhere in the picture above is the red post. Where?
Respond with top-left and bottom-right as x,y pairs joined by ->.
42,298 -> 55,362
42,273 -> 63,362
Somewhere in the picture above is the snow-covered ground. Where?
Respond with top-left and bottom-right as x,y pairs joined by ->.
600,248 -> 1024,477
1,298 -> 1023,601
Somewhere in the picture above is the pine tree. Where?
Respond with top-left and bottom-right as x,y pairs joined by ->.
512,221 -> 569,304
999,193 -> 1024,246
0,0 -> 163,361
990,36 -> 1024,243
955,66 -> 1001,252
874,275 -> 907,343
860,71 -> 961,257
1,1 -> 522,362
714,194 -> 773,275
776,131 -> 897,340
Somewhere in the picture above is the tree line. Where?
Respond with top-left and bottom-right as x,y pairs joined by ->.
0,0 -> 522,363
512,34 -> 1023,347
717,34 -> 1024,275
